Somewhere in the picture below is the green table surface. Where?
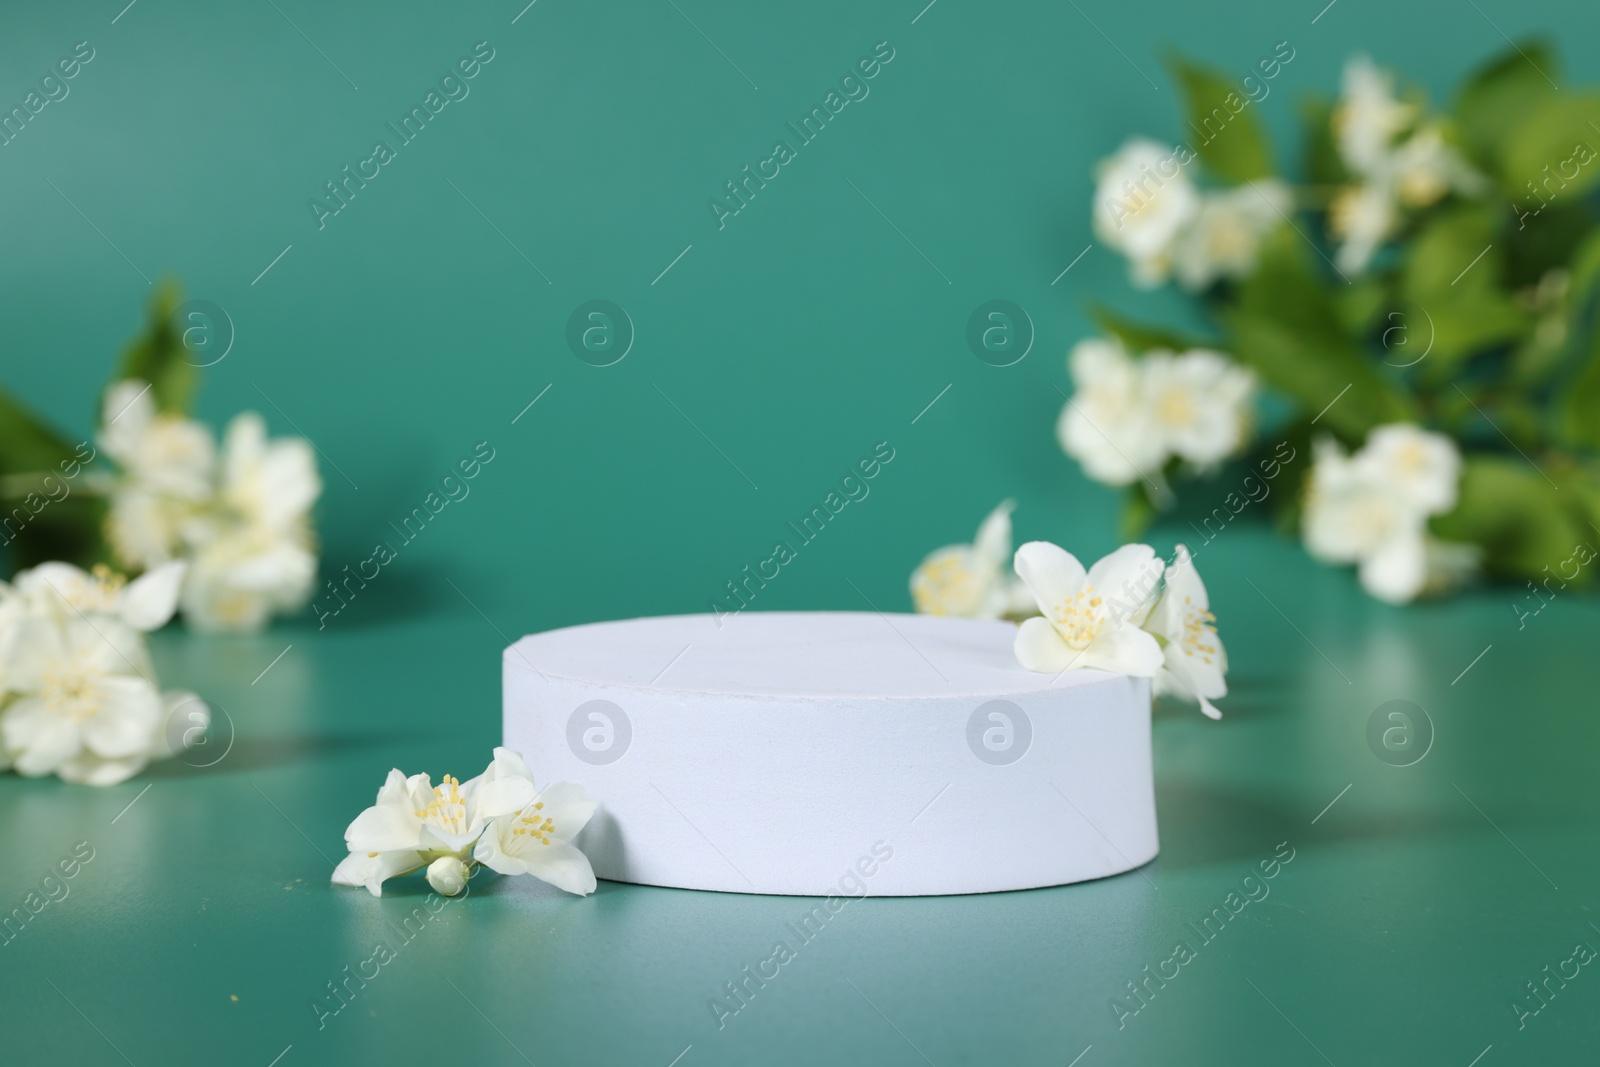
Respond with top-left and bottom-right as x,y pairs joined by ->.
4,527 -> 1596,1067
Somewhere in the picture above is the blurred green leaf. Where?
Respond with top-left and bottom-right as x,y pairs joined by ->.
1499,93 -> 1600,203
1506,199 -> 1594,288
0,385 -> 78,477
1298,94 -> 1349,190
1552,232 -> 1600,448
1453,40 -> 1560,174
1400,206 -> 1528,374
2,494 -> 109,573
0,386 -> 105,575
1334,277 -> 1387,338
115,281 -> 197,415
1088,304 -> 1210,353
1119,485 -> 1157,541
1432,455 -> 1583,582
1223,230 -> 1413,441
1168,55 -> 1274,183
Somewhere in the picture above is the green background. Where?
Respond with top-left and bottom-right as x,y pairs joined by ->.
3,0 -> 1598,1063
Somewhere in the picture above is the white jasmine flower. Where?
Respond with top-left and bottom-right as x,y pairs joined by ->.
1355,424 -> 1461,514
1058,338 -> 1165,488
1140,349 -> 1257,467
1299,428 -> 1465,604
179,529 -> 317,633
1011,541 -> 1165,675
910,501 -> 1027,619
99,380 -> 216,570
0,561 -> 190,785
474,781 -> 600,897
1092,138 -> 1200,288
1390,125 -> 1485,208
12,561 -> 188,632
333,748 -> 596,898
1334,56 -> 1414,176
1141,544 -> 1226,719
1,615 -> 162,784
0,561 -> 203,785
99,381 -> 216,502
1328,58 -> 1486,274
176,413 -> 321,633
1059,339 -> 1257,490
215,412 -> 321,535
1329,181 -> 1399,275
1172,181 -> 1291,291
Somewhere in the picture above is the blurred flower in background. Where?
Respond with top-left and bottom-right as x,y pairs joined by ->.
1303,425 -> 1470,603
909,500 -> 1031,619
1058,338 -> 1257,491
1330,55 -> 1485,273
99,382 -> 321,632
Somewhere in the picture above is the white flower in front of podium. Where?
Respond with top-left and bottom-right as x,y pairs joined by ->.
910,500 -> 1028,619
1172,180 -> 1290,291
1011,541 -> 1165,676
0,561 -> 191,785
1141,544 -> 1227,719
475,781 -> 600,897
332,747 -> 597,898
1058,338 -> 1165,489
1140,349 -> 1257,468
1092,138 -> 1199,288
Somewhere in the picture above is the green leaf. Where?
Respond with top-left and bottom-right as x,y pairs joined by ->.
1453,40 -> 1560,173
1400,205 -> 1528,374
1499,93 -> 1600,203
1298,94 -> 1349,189
0,384 -> 78,477
2,494 -> 110,573
1119,484 -> 1158,541
1432,455 -> 1583,583
115,281 -> 197,415
1088,304 -> 1210,354
1168,55 -> 1275,183
1223,230 -> 1413,441
0,386 -> 106,575
1548,232 -> 1600,447
1334,277 -> 1387,339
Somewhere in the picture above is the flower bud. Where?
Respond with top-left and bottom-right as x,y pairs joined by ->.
426,856 -> 470,896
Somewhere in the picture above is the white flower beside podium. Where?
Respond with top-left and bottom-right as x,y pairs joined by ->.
503,612 -> 1157,896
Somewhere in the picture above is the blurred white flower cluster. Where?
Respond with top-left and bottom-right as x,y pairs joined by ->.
1093,138 -> 1290,291
1329,56 -> 1485,274
333,748 -> 599,898
0,561 -> 207,785
1058,337 -> 1257,490
99,380 -> 321,632
1303,424 -> 1474,603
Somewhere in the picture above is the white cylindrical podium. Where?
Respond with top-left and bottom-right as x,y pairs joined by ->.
503,612 -> 1156,896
